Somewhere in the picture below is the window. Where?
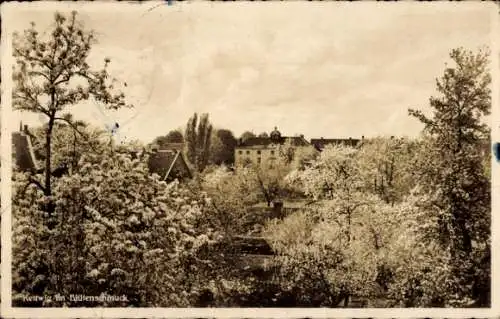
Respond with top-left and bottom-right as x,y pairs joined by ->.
238,150 -> 243,155
257,157 -> 261,164
246,150 -> 250,154
257,150 -> 261,155
270,150 -> 275,155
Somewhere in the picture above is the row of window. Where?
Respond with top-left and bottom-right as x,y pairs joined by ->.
238,149 -> 275,155
240,157 -> 275,169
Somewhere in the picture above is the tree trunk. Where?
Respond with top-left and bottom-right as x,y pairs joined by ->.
44,115 -> 55,197
455,215 -> 472,254
346,209 -> 352,243
42,114 -> 57,220
72,130 -> 78,171
343,294 -> 350,307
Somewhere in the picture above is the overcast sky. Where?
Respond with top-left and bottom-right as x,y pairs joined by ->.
3,2 -> 496,143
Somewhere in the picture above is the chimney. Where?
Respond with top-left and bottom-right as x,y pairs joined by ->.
24,125 -> 29,133
362,135 -> 365,139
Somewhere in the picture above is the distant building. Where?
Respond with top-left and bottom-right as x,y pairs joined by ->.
234,127 -> 367,168
12,122 -> 192,182
310,137 -> 363,151
234,127 -> 315,168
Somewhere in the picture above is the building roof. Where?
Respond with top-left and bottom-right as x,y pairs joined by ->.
12,128 -> 40,172
147,150 -> 192,181
238,137 -> 274,147
237,136 -> 310,148
310,138 -> 361,151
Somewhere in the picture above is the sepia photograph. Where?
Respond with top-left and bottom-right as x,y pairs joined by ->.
0,1 -> 498,317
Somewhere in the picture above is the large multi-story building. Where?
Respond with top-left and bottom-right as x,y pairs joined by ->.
234,127 -> 314,168
234,127 -> 364,169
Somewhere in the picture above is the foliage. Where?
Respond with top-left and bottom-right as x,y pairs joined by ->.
152,130 -> 184,148
209,128 -> 237,166
30,119 -> 107,173
12,150 -> 224,307
274,65 -> 492,305
200,166 -> 260,236
286,145 -> 365,206
13,11 -> 131,197
275,139 -> 319,171
185,113 -> 213,172
240,131 -> 256,142
237,162 -> 293,207
274,145 -> 397,304
12,39 -> 491,308
233,142 -> 317,206
263,197 -> 412,306
406,47 -> 491,306
356,136 -> 420,205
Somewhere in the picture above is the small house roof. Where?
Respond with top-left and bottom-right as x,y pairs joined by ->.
147,149 -> 192,181
12,127 -> 40,172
